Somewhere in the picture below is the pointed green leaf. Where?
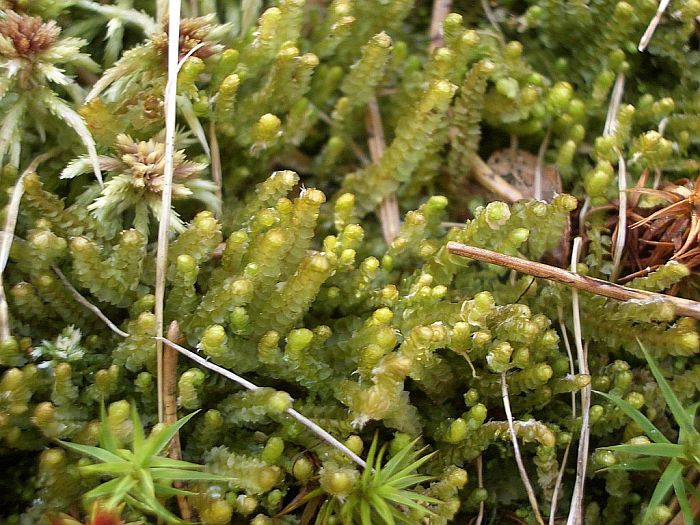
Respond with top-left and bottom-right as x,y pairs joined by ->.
128,487 -> 187,524
79,462 -> 135,476
638,340 -> 695,436
642,458 -> 684,525
58,440 -> 125,464
154,484 -> 197,497
597,457 -> 660,472
369,493 -> 396,525
138,468 -> 155,499
673,474 -> 693,525
83,477 -> 128,500
136,410 -> 200,465
594,390 -> 669,443
105,476 -> 138,508
148,456 -> 204,470
601,443 -> 684,458
99,402 -> 119,453
130,402 -> 145,457
149,467 -> 232,482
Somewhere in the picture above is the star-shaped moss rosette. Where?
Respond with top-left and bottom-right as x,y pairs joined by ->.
0,9 -> 101,179
595,341 -> 700,525
58,403 -> 232,524
305,434 -> 440,524
61,133 -> 218,237
87,13 -> 230,103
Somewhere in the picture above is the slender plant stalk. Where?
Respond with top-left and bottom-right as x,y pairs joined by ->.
604,73 -> 626,136
610,151 -> 627,282
209,122 -> 223,215
566,238 -> 591,525
428,0 -> 452,52
469,153 -> 524,203
481,0 -> 502,33
164,321 -> 193,521
549,305 -> 576,525
638,0 -> 671,51
155,0 -> 182,423
366,98 -> 401,244
446,242 -> 700,320
534,127 -> 551,201
501,372 -> 545,525
156,337 -> 368,469
0,150 -> 58,341
52,265 -> 130,338
476,455 -> 485,525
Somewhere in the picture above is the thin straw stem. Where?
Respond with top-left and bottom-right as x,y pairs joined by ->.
501,372 -> 545,525
156,336 -> 367,469
155,0 -> 181,423
566,238 -> 591,525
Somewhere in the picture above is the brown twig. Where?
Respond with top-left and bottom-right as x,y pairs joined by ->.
163,321 -> 193,521
428,0 -> 452,53
366,98 -> 401,244
446,242 -> 700,320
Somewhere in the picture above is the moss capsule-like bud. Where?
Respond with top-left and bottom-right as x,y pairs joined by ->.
293,457 -> 314,482
320,467 -> 357,497
262,437 -> 285,463
201,500 -> 233,525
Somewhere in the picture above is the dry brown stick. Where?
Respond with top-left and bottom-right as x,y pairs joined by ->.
428,0 -> 452,52
164,321 -> 193,522
446,242 -> 700,320
366,98 -> 401,244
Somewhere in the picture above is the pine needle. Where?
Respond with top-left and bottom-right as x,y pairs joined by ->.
155,0 -> 182,423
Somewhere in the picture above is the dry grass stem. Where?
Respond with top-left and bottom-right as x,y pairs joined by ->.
566,238 -> 591,525
548,306 -> 576,525
209,122 -> 223,215
164,321 -> 193,521
638,0 -> 671,51
604,73 -> 626,136
0,150 -> 58,341
446,242 -> 700,320
157,336 -> 368,469
610,151 -> 627,282
470,153 -> 524,203
155,0 -> 182,423
476,455 -> 485,525
366,97 -> 401,244
481,0 -> 502,33
51,265 -> 130,338
534,127 -> 551,201
501,372 -> 545,525
428,0 -> 453,52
